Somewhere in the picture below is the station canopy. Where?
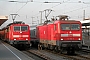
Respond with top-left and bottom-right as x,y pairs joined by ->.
80,20 -> 90,26
0,16 -> 8,26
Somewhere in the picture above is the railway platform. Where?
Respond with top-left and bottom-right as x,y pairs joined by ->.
0,40 -> 34,60
82,39 -> 90,50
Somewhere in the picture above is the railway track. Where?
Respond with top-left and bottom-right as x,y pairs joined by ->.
44,49 -> 90,60
8,41 -> 90,60
22,49 -> 68,60
81,47 -> 90,53
22,50 -> 44,60
23,50 -> 54,60
27,50 -> 54,60
21,47 -> 90,60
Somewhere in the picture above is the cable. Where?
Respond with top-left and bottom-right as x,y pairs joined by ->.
63,5 -> 90,14
9,2 -> 18,13
25,12 -> 40,20
16,2 -> 28,13
49,0 -> 71,8
26,0 -> 71,18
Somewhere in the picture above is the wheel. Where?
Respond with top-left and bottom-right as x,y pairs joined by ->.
60,49 -> 63,54
38,44 -> 42,50
38,44 -> 40,50
55,46 -> 59,52
47,44 -> 50,50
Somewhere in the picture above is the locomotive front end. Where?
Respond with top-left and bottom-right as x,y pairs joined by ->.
59,21 -> 82,53
9,25 -> 30,47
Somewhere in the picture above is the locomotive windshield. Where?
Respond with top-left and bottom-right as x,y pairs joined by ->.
61,24 -> 70,30
14,26 -> 28,31
14,26 -> 20,31
71,24 -> 80,30
21,26 -> 28,31
61,24 -> 80,30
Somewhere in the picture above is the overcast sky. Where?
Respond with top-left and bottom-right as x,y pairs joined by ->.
0,0 -> 90,28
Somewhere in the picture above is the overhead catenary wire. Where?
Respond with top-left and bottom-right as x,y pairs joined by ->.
46,0 -> 71,8
15,2 -> 28,13
27,0 -> 71,22
23,0 -> 70,17
63,5 -> 90,14
9,2 -> 18,14
42,0 -> 89,13
0,0 -> 82,16
2,0 -> 90,22
43,0 -> 90,20
13,1 -> 41,20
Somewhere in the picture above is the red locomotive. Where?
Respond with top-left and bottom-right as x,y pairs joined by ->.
0,21 -> 31,47
37,15 -> 82,54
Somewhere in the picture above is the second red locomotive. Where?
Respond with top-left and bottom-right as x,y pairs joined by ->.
35,15 -> 82,54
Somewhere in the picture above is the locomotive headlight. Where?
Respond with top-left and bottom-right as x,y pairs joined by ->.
26,39 -> 28,40
14,39 -> 16,40
61,39 -> 63,40
78,38 -> 81,40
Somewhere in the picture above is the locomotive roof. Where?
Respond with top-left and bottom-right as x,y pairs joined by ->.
54,20 -> 80,23
0,16 -> 8,26
1,21 -> 26,30
7,21 -> 25,26
37,20 -> 81,26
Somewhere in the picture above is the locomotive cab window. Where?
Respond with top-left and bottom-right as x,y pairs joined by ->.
71,24 -> 80,30
21,26 -> 28,31
61,24 -> 80,30
14,26 -> 20,31
14,26 -> 28,31
61,24 -> 70,30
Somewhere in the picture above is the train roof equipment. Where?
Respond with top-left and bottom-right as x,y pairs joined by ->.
56,15 -> 69,20
7,21 -> 25,27
43,15 -> 79,25
0,16 -> 8,26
